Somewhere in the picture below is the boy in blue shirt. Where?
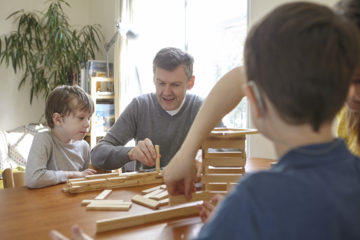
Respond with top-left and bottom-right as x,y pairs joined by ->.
50,2 -> 360,239
165,2 -> 360,240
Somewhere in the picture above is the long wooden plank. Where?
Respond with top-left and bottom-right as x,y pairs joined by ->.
96,204 -> 198,233
201,174 -> 242,184
141,184 -> 166,194
143,189 -> 164,199
81,199 -> 125,206
95,189 -> 112,200
206,167 -> 245,174
85,172 -> 119,179
202,138 -> 245,150
67,176 -> 164,193
155,145 -> 160,173
150,190 -> 168,200
203,157 -> 246,167
86,202 -> 131,211
158,198 -> 169,206
169,191 -> 216,206
205,183 -> 227,191
131,195 -> 160,210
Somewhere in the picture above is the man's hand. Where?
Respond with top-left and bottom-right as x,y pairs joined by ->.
163,148 -> 197,199
197,194 -> 224,223
128,138 -> 156,167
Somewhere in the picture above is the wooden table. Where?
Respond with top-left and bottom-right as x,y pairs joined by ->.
0,157 -> 274,240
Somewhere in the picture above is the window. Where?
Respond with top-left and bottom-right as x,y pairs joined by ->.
129,0 -> 248,128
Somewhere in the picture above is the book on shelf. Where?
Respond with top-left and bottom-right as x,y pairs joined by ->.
95,103 -> 115,135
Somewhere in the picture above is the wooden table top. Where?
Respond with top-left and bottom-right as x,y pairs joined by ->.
0,157 -> 274,240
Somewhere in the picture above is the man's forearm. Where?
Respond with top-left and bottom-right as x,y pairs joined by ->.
91,142 -> 132,170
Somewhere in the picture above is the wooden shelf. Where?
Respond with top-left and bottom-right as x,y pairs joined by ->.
90,77 -> 116,149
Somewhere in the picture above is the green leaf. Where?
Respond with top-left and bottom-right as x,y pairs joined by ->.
1,0 -> 103,104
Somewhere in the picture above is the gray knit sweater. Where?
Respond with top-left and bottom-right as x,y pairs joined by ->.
91,93 -> 204,170
25,131 -> 90,188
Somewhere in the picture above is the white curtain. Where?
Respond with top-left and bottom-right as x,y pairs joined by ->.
114,0 -> 134,118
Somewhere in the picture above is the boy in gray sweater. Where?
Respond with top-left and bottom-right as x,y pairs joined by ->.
25,85 -> 96,188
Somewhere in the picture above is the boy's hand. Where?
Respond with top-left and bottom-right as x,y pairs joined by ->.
163,149 -> 197,199
197,194 -> 224,223
81,168 -> 97,176
128,138 -> 156,167
67,169 -> 96,179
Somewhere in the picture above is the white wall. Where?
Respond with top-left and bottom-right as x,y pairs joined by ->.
247,0 -> 339,160
0,0 -> 106,131
0,0 -> 342,160
89,0 -> 117,61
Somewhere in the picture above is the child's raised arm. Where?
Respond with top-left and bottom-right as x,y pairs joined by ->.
163,67 -> 246,199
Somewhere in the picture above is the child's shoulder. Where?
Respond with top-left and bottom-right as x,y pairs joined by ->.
33,129 -> 52,141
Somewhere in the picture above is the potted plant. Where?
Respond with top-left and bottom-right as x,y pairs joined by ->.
0,0 -> 103,103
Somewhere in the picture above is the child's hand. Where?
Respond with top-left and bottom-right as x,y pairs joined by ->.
67,169 -> 97,179
197,194 -> 224,223
80,168 -> 97,177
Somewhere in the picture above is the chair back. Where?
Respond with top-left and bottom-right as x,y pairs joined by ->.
2,168 -> 25,188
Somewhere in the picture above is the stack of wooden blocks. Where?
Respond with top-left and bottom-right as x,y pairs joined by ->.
201,128 -> 258,192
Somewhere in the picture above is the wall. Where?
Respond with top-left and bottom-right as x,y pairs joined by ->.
247,0 -> 339,160
89,0 -> 117,61
0,0 -> 96,131
0,0 -> 341,160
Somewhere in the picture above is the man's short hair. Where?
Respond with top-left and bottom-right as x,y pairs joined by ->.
153,47 -> 194,80
244,2 -> 360,131
45,85 -> 94,128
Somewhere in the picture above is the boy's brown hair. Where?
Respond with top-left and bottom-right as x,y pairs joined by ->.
244,2 -> 360,131
45,85 -> 94,128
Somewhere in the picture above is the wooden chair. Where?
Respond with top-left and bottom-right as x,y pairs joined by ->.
2,168 -> 25,188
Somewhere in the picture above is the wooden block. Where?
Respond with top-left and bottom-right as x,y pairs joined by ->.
143,189 -> 164,199
205,167 -> 245,174
202,138 -> 245,150
81,199 -> 125,206
86,202 -> 132,211
131,194 -> 160,210
96,204 -> 198,232
85,172 -> 119,179
155,145 -> 160,173
201,174 -> 242,184
68,177 -> 86,182
150,190 -> 168,201
141,184 -> 167,194
169,191 -> 216,206
203,157 -> 246,167
158,198 -> 169,206
227,182 -> 237,191
205,151 -> 243,158
208,128 -> 258,138
67,174 -> 164,193
95,189 -> 112,200
205,183 -> 227,191
69,178 -> 107,186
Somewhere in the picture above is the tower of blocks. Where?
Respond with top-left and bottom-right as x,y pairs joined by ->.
201,128 -> 258,192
